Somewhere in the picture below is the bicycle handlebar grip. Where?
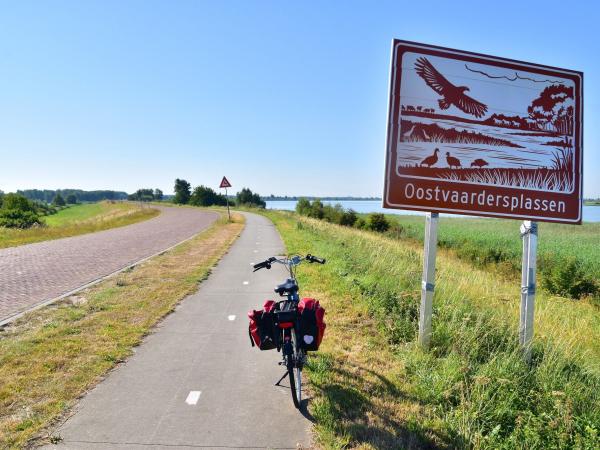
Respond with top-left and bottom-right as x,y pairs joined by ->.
306,254 -> 326,264
253,257 -> 277,271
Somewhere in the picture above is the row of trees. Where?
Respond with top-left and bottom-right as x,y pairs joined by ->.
173,179 -> 266,208
295,199 -> 390,232
128,188 -> 163,202
18,189 -> 128,204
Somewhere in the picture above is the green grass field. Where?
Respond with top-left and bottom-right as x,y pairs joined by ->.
374,214 -> 600,301
0,202 -> 159,249
262,210 -> 600,449
43,203 -> 107,227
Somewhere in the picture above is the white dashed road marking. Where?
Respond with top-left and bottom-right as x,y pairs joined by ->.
185,391 -> 202,405
243,281 -> 249,285
228,315 -> 236,321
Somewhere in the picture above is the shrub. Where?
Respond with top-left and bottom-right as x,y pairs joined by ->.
0,209 -> 41,228
66,194 -> 78,204
2,193 -> 36,212
322,203 -> 343,224
308,200 -> 324,219
354,217 -> 366,229
296,198 -> 311,215
366,213 -> 389,232
339,209 -> 357,227
541,258 -> 598,300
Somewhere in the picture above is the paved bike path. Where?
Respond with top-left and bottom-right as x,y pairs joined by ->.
44,212 -> 312,449
0,206 -> 219,324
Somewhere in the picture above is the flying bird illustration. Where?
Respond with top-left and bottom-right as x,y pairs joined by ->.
415,57 -> 488,118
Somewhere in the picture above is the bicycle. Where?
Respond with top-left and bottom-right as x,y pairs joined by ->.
252,254 -> 326,408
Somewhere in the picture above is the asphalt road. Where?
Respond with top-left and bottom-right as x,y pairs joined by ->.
0,206 -> 219,324
44,212 -> 313,449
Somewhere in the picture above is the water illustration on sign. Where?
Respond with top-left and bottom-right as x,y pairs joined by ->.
397,53 -> 576,193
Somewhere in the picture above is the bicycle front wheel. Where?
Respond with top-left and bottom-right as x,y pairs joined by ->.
288,330 -> 302,408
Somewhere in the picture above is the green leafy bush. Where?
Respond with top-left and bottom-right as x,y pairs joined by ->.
339,209 -> 357,227
366,213 -> 389,232
0,209 -> 42,228
542,258 -> 598,300
0,194 -> 42,228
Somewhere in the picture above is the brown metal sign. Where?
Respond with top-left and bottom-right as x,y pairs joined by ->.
383,40 -> 583,223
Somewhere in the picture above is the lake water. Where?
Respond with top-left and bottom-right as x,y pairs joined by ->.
266,200 -> 600,223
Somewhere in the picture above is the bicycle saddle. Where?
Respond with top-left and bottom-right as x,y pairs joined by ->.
275,278 -> 298,295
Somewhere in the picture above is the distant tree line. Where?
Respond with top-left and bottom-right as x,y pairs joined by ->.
128,188 -> 163,202
172,178 -> 265,208
18,189 -> 128,204
295,198 -> 390,232
265,195 -> 381,201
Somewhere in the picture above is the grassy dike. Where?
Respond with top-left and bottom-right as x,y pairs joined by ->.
262,211 -> 600,449
0,213 -> 244,449
0,202 -> 159,249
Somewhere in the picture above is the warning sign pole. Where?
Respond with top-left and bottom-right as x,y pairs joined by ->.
225,188 -> 231,222
519,221 -> 538,363
418,212 -> 439,349
219,176 -> 232,222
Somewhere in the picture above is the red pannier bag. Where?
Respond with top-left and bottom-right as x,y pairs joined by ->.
248,300 -> 278,350
297,298 -> 326,351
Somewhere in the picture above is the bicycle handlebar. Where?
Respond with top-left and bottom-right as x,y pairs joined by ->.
252,254 -> 325,271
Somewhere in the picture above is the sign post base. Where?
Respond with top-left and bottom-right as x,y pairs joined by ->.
418,212 -> 439,350
519,221 -> 538,363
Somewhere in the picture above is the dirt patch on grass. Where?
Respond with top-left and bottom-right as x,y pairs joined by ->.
0,212 -> 244,449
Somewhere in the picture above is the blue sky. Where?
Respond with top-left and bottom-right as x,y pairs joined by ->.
1,1 -> 598,197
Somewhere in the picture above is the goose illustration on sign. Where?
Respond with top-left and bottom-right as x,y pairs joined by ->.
383,40 -> 583,223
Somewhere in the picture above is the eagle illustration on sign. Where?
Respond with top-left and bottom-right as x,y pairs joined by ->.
415,57 -> 488,118
384,40 -> 583,223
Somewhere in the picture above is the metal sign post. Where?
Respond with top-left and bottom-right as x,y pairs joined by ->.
418,212 -> 439,349
519,221 -> 538,362
225,188 -> 231,221
219,176 -> 232,222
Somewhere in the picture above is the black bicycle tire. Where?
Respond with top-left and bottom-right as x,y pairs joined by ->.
289,330 -> 301,408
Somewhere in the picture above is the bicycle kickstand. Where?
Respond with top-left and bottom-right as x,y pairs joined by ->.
275,371 -> 288,386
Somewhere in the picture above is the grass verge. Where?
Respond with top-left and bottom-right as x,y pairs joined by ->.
0,212 -> 244,449
262,210 -> 600,449
0,202 -> 160,249
372,214 -> 600,303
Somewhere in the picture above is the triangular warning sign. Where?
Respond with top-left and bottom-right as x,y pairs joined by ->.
219,176 -> 232,188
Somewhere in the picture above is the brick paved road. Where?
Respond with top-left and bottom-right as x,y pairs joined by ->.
0,206 -> 218,323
